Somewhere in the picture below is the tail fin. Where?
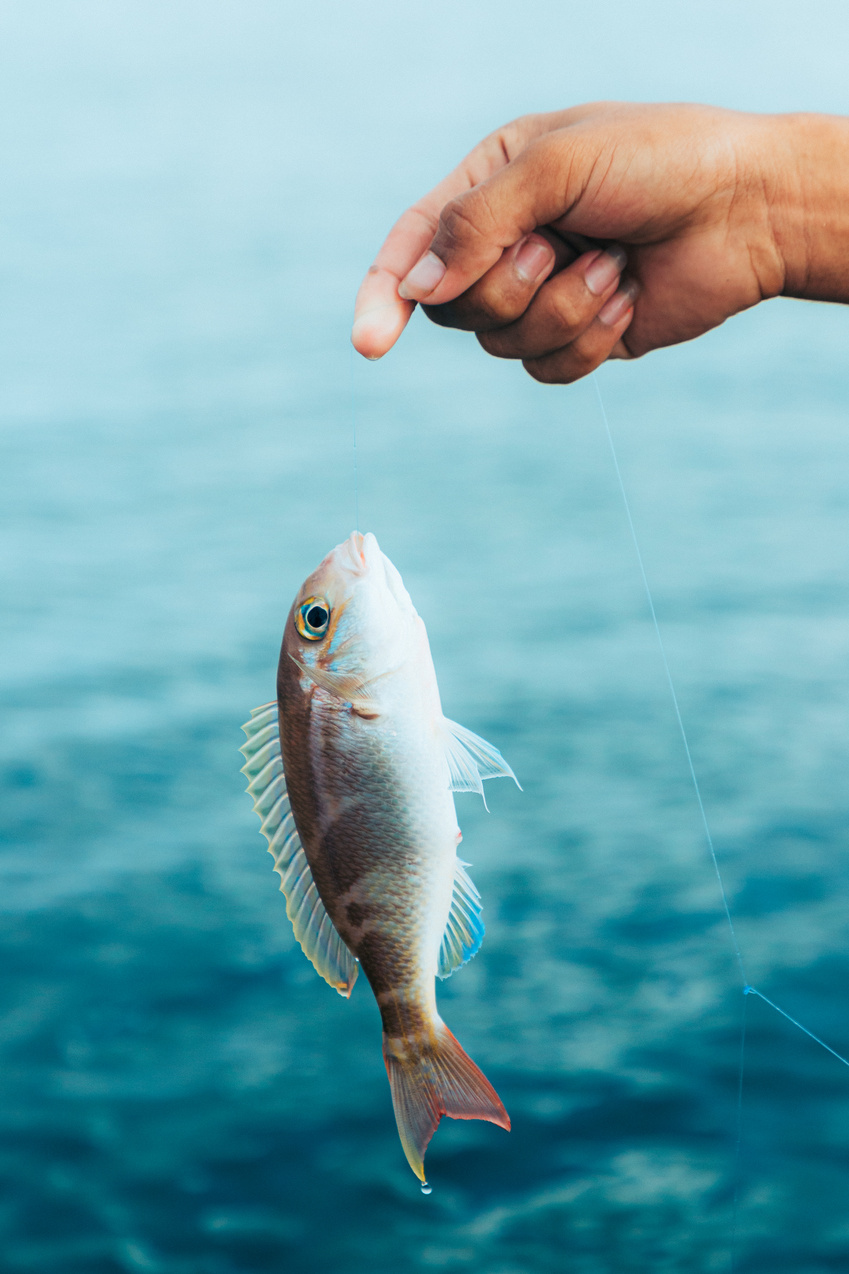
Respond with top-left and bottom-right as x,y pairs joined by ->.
383,1020 -> 510,1181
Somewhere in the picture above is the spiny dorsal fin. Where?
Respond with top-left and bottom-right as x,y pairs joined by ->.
240,702 -> 358,998
437,858 -> 485,979
441,717 -> 521,809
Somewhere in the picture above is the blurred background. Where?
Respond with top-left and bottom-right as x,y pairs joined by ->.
2,2 -> 849,1270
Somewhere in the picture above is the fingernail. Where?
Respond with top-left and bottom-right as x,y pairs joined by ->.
598,278 -> 640,326
585,245 -> 628,296
398,251 -> 446,300
514,235 -> 554,284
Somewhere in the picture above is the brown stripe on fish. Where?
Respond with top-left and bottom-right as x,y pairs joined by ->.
313,796 -> 413,897
345,900 -> 369,928
354,929 -> 420,997
378,995 -> 434,1049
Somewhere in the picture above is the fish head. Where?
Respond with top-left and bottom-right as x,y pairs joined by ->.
282,532 -> 424,693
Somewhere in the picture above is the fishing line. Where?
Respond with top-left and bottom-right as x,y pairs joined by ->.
350,343 -> 360,533
592,375 -> 747,987
743,986 -> 849,1068
591,371 -> 849,1066
591,369 -> 849,1260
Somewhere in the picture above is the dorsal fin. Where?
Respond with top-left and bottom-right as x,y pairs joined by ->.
437,858 -> 485,979
240,702 -> 358,998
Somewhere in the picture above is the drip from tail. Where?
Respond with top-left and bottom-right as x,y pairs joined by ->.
382,1018 -> 510,1180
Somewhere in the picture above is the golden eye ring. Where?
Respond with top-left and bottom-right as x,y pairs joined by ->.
296,596 -> 330,641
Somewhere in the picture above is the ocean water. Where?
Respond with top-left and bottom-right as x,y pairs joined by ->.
3,3 -> 849,1271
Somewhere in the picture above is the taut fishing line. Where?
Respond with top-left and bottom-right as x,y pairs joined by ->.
350,344 -> 360,533
592,370 -> 849,1262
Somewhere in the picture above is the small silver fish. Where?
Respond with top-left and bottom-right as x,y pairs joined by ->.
240,531 -> 516,1181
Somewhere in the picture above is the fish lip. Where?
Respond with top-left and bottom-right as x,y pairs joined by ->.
339,530 -> 380,577
380,552 -> 409,609
331,531 -> 366,577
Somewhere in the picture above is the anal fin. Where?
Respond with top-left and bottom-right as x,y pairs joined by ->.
437,859 -> 484,979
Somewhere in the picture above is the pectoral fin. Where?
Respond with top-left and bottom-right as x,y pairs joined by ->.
289,655 -> 380,718
441,717 -> 521,808
240,702 -> 358,997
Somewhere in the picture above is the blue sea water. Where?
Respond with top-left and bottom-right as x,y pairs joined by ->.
3,3 -> 849,1270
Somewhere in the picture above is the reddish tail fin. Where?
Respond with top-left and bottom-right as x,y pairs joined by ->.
382,1020 -> 510,1181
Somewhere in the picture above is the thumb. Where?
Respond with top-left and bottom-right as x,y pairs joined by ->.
397,130 -> 598,305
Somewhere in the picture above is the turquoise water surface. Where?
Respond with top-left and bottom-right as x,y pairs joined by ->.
3,3 -> 849,1271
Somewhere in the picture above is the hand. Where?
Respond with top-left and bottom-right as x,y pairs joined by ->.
352,103 -> 811,384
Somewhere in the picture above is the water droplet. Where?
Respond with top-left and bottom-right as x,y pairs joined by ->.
421,1182 -> 432,1195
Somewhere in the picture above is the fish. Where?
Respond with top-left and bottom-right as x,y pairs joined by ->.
239,531 -> 517,1183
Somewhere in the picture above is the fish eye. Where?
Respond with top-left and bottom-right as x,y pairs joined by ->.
296,596 -> 330,641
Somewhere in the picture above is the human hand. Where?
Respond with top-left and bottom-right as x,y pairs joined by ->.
351,103 -> 798,384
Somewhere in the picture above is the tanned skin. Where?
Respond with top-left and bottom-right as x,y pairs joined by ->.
352,103 -> 849,385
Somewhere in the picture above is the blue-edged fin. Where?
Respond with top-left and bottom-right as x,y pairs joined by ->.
437,859 -> 485,979
239,702 -> 358,998
441,717 -> 521,808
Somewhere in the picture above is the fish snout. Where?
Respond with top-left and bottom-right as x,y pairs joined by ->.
341,530 -> 381,576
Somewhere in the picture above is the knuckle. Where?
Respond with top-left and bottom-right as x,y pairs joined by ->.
559,363 -> 590,385
572,340 -> 599,371
548,287 -> 585,335
404,203 -> 439,238
469,287 -> 518,330
522,357 -> 561,385
498,114 -> 536,153
523,130 -> 568,178
522,340 -> 601,386
438,192 -> 493,252
565,343 -> 602,381
476,329 -> 514,359
443,273 -> 532,334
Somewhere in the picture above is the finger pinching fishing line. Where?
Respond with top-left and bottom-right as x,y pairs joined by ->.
591,370 -> 849,1263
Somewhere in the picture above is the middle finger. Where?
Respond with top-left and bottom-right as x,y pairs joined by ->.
477,246 -> 627,360
421,229 -> 577,333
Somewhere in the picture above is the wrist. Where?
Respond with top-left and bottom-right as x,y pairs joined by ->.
763,112 -> 849,302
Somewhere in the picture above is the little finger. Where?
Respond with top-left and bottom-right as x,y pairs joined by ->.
521,280 -> 639,385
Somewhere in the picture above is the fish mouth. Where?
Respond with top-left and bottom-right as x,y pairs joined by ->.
331,531 -> 410,613
339,530 -> 380,577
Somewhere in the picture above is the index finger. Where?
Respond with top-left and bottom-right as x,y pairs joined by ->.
351,126 -> 534,360
350,204 -> 443,360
